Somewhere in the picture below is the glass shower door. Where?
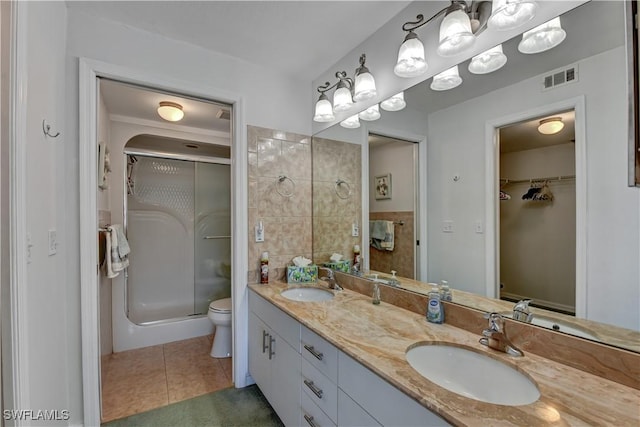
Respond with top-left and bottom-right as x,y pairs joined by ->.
194,162 -> 231,315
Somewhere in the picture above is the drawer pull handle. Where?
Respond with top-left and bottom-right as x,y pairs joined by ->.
303,414 -> 319,427
268,335 -> 276,360
262,331 -> 269,354
303,344 -> 324,361
303,379 -> 323,399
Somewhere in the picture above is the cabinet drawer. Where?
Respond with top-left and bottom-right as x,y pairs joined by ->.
300,391 -> 336,427
301,325 -> 338,382
249,291 -> 300,351
337,389 -> 381,427
338,351 -> 451,426
301,358 -> 337,423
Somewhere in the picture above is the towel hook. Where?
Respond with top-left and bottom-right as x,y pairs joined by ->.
42,120 -> 60,138
334,179 -> 352,199
275,175 -> 295,198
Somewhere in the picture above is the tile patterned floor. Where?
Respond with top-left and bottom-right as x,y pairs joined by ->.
101,335 -> 233,423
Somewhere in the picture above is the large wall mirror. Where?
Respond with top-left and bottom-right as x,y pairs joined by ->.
312,0 -> 640,354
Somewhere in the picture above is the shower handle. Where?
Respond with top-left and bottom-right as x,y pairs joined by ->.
262,330 -> 269,354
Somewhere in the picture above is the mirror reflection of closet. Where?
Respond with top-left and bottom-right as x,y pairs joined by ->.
368,133 -> 418,279
498,110 -> 576,315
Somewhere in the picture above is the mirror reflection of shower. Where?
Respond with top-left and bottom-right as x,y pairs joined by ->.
124,135 -> 231,324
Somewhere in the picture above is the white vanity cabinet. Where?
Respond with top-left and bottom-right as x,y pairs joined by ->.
248,292 -> 301,427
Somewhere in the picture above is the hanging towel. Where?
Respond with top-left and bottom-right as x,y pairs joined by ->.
104,224 -> 130,278
369,220 -> 394,251
380,220 -> 395,251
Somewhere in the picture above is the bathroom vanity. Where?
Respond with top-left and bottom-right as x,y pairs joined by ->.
248,281 -> 640,426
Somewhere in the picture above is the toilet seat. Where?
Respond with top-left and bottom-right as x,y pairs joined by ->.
209,298 -> 231,313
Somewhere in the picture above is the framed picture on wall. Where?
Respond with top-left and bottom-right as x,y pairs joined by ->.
374,173 -> 391,200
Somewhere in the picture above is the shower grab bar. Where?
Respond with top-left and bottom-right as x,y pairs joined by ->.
203,235 -> 231,240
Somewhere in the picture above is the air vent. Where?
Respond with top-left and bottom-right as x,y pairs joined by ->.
542,64 -> 578,91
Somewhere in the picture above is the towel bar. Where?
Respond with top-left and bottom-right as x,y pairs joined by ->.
203,235 -> 231,239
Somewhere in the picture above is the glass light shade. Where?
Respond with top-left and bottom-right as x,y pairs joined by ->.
538,117 -> 564,134
394,34 -> 428,78
313,94 -> 335,122
380,92 -> 406,112
437,9 -> 475,57
358,104 -> 380,121
488,0 -> 537,31
354,71 -> 377,102
157,101 -> 184,122
333,85 -> 353,112
468,44 -> 508,74
430,66 -> 463,91
518,16 -> 566,54
340,114 -> 361,129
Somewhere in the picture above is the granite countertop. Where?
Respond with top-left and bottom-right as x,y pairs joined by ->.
249,281 -> 640,426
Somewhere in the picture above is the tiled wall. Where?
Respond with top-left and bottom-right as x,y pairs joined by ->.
247,126 -> 312,282
312,137 -> 362,265
369,211 -> 414,279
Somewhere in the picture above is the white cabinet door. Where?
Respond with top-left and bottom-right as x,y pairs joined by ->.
337,389 -> 381,427
248,312 -> 270,392
271,332 -> 301,427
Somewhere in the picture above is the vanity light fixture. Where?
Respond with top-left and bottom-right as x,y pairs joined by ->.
537,117 -> 564,135
358,104 -> 381,121
157,101 -> 184,122
518,16 -> 566,54
430,65 -> 463,91
313,54 -> 376,123
487,0 -> 538,31
468,44 -> 507,74
437,2 -> 476,57
340,114 -> 361,129
394,28 -> 428,77
380,92 -> 407,112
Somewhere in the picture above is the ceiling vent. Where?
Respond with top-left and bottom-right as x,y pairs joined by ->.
216,109 -> 231,120
542,64 -> 578,91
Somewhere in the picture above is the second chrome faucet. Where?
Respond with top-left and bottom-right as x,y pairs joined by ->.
479,312 -> 524,357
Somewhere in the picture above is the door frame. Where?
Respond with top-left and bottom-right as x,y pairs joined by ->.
79,58 -> 248,426
484,96 -> 587,316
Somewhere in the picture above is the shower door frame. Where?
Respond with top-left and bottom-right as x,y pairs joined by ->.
79,58 -> 248,427
122,150 -> 231,325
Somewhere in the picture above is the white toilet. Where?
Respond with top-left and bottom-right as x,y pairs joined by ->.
208,297 -> 232,358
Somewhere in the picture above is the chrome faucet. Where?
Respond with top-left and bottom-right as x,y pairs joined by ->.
319,267 -> 343,291
479,312 -> 524,357
513,299 -> 533,323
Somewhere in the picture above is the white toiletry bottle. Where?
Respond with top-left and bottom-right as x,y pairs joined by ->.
440,280 -> 452,301
426,285 -> 444,324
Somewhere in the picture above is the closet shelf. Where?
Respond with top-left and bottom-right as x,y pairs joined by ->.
500,174 -> 575,185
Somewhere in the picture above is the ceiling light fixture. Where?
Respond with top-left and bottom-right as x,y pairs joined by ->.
340,114 -> 361,129
487,0 -> 538,31
431,65 -> 463,91
313,53 -> 377,123
380,92 -> 407,112
437,2 -> 476,57
537,117 -> 564,134
157,101 -> 184,122
358,104 -> 381,121
518,16 -> 566,54
468,44 -> 507,74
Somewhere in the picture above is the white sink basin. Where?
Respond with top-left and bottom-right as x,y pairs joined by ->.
500,312 -> 598,340
281,287 -> 334,302
406,344 -> 539,406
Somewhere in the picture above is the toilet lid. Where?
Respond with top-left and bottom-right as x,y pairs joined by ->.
209,298 -> 232,313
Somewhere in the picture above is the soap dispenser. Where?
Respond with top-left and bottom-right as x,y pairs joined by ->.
426,285 -> 444,324
440,280 -> 452,302
388,270 -> 400,287
372,282 -> 381,305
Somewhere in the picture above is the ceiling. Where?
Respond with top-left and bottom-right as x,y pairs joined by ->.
500,110 -> 575,154
66,1 -> 411,82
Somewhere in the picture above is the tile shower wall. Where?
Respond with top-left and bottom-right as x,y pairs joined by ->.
368,211 -> 414,279
312,137 -> 362,265
247,126 -> 312,282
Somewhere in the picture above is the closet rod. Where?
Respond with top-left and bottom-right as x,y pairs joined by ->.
500,174 -> 575,185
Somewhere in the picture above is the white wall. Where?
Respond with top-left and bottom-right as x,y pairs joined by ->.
427,46 -> 640,331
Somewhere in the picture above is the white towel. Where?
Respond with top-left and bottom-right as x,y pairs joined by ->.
104,225 -> 130,278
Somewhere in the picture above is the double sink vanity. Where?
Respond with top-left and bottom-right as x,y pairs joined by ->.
248,277 -> 640,426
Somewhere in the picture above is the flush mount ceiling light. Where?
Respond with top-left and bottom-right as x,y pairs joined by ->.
313,53 -> 377,123
340,114 -> 361,129
518,16 -> 566,54
380,92 -> 406,112
537,117 -> 564,134
358,104 -> 381,121
487,0 -> 537,31
468,44 -> 507,74
431,65 -> 463,91
157,101 -> 184,122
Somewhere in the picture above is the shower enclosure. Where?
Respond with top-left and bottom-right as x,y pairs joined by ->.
125,152 -> 231,324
